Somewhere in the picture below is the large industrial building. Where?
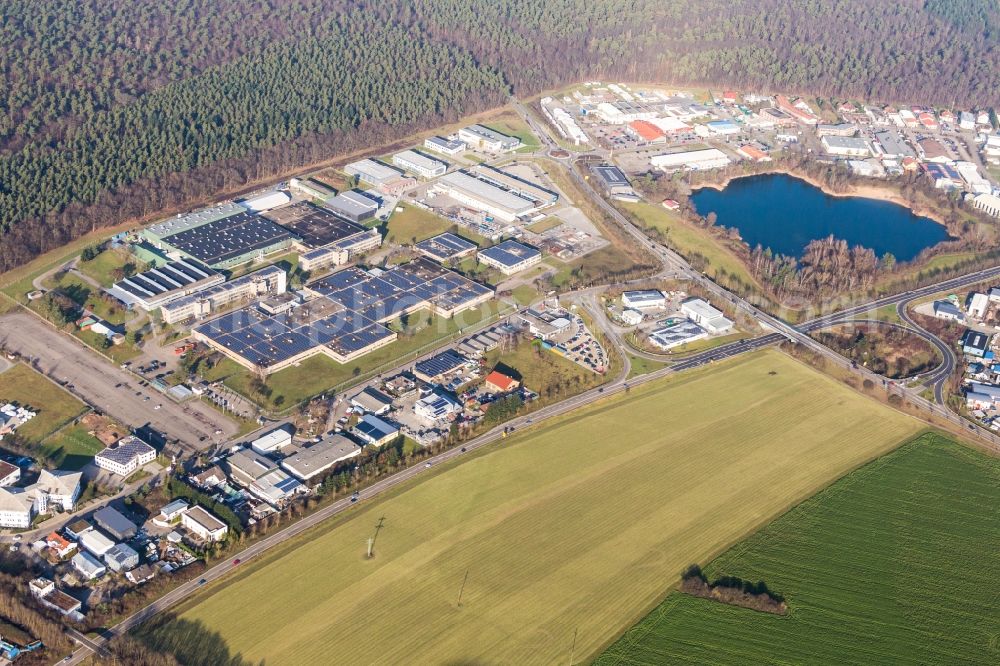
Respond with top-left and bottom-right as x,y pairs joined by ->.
281,434 -> 361,482
392,150 -> 448,179
478,239 -> 542,275
458,125 -> 521,153
591,164 -> 633,196
325,191 -> 379,223
821,135 -> 874,157
160,265 -> 287,324
143,207 -> 294,269
263,200 -> 382,274
344,159 -> 404,186
193,258 -> 493,374
107,259 -> 223,312
650,149 -> 731,172
436,171 -> 535,222
471,165 -> 558,208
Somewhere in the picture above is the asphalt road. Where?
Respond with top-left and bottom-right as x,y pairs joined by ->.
0,311 -> 236,449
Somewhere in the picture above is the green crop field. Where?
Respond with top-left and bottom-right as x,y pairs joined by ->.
597,432 -> 1000,665
166,350 -> 920,665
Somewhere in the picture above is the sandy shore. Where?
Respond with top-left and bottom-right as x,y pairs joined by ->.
692,169 -> 950,227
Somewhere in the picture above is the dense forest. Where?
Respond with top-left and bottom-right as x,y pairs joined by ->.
2,0 -> 1000,271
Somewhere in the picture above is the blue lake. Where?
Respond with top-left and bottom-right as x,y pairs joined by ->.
690,174 -> 951,261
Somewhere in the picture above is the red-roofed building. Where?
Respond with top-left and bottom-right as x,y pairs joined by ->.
627,120 -> 666,144
736,145 -> 771,162
662,199 -> 680,211
722,90 -> 739,104
46,532 -> 77,559
484,370 -> 520,393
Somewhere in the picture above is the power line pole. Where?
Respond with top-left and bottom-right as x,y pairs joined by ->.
569,627 -> 578,665
456,569 -> 469,607
367,516 -> 385,559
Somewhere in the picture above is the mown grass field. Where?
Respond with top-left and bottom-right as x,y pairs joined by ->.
0,363 -> 87,445
170,350 -> 920,665
597,432 -> 1000,665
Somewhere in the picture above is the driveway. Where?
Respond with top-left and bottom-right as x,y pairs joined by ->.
0,311 -> 236,449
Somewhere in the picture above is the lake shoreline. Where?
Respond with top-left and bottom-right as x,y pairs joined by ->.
691,168 -> 949,228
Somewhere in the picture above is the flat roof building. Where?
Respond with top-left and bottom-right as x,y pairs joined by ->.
225,448 -> 278,487
281,434 -> 361,482
681,298 -> 734,334
181,505 -> 228,542
821,135 -> 874,157
344,159 -> 404,185
249,468 -> 304,506
325,191 -> 379,224
478,240 -> 542,275
145,210 -> 294,269
436,171 -> 537,223
104,542 -> 140,572
649,320 -> 708,350
650,149 -> 731,172
414,349 -> 471,384
415,233 -> 477,263
393,150 -> 448,179
622,290 -> 665,310
351,386 -> 394,416
458,125 -> 521,153
72,551 -> 106,580
352,414 -> 400,447
93,506 -> 138,541
591,165 -> 632,196
78,530 -> 115,558
159,264 -> 287,325
470,165 -> 558,208
424,136 -> 466,155
250,426 -> 294,455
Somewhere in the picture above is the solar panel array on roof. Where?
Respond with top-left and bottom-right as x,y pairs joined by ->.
415,233 -> 477,262
479,239 -> 541,268
111,259 -> 219,302
196,258 -> 492,370
414,349 -> 469,380
161,211 -> 294,266
264,202 -> 366,248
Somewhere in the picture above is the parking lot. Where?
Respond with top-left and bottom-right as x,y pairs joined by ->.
0,312 -> 236,450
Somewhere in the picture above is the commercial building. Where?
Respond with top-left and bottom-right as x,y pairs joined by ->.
622,290 -> 665,310
351,387 -> 394,415
648,320 -> 708,350
478,240 -> 542,275
681,298 -> 734,334
239,191 -> 291,214
104,543 -> 140,572
517,308 -> 571,341
29,578 -> 81,617
918,138 -> 951,163
594,101 -> 657,125
924,163 -> 963,190
414,350 -> 471,384
960,111 -> 976,130
820,136 -> 874,157
281,434 -> 361,482
46,532 -> 77,558
458,125 -> 521,153
325,191 -> 379,224
249,468 -> 304,506
225,448 -> 278,488
289,177 -> 336,201
297,228 -> 382,273
95,437 -> 156,477
874,130 -> 915,160
415,233 -> 477,263
737,145 -> 771,162
93,506 -> 138,541
250,426 -> 294,455
414,392 -> 461,421
435,171 -> 536,223
591,165 -> 632,196
963,330 -> 991,357
705,120 -> 740,135
424,136 -> 466,156
627,120 -> 666,143
470,165 -> 558,208
775,95 -> 819,125
392,150 -> 448,179
973,193 -> 1000,218
65,519 -> 93,540
650,149 -> 730,172
72,551 -> 106,580
933,300 -> 964,322
352,414 -> 400,447
157,499 -> 189,523
194,258 -> 492,374
649,116 -> 693,135
107,259 -> 223,312
144,209 -> 294,269
541,102 -> 589,145
344,159 -> 404,186
968,292 -> 990,319
181,505 -> 228,542
78,530 -> 115,558
816,123 -> 857,137
160,265 -> 287,325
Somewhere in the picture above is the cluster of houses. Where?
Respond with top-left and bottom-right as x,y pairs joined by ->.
935,289 -> 1000,426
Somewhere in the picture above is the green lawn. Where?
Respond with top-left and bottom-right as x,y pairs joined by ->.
484,337 -> 604,401
384,205 -> 453,244
0,364 -> 88,445
626,354 -> 667,379
38,271 -> 131,326
510,284 -> 539,306
484,115 -> 541,152
76,247 -> 139,287
215,304 -> 501,409
169,350 -> 920,665
618,201 -> 755,286
39,425 -> 105,469
596,432 -> 1000,665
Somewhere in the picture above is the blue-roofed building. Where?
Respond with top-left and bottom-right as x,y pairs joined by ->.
478,240 -> 542,275
353,415 -> 401,447
963,329 -> 991,357
706,119 -> 740,135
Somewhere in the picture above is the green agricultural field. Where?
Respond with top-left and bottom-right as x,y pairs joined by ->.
0,364 -> 87,445
167,350 -> 920,665
596,432 -> 1000,665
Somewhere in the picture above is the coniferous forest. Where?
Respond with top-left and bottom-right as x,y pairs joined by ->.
1,0 -> 999,270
